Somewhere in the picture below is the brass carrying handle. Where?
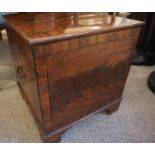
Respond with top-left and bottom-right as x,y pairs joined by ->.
16,66 -> 25,80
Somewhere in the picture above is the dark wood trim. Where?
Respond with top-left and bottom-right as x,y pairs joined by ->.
33,46 -> 53,133
29,24 -> 144,46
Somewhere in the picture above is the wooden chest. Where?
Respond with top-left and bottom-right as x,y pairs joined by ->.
4,13 -> 144,142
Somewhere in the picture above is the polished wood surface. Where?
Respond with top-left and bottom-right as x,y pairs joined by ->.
47,39 -> 135,130
5,13 -> 143,45
5,13 -> 144,142
7,29 -> 43,124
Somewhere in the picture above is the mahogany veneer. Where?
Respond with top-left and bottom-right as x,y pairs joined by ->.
4,13 -> 144,142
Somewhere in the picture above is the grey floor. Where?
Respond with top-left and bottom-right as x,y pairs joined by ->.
0,31 -> 155,143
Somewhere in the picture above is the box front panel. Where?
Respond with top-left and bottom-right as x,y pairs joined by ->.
47,36 -> 135,130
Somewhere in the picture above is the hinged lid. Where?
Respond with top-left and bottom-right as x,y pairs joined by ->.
4,13 -> 144,45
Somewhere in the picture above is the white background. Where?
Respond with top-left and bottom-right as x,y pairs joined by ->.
0,0 -> 155,12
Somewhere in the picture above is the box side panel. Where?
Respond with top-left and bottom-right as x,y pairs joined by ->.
7,28 -> 43,125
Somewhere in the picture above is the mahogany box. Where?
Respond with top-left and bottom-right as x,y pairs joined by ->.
4,13 -> 144,142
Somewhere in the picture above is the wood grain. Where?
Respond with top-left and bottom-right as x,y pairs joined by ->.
7,29 -> 43,124
5,13 -> 144,142
4,13 -> 144,45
